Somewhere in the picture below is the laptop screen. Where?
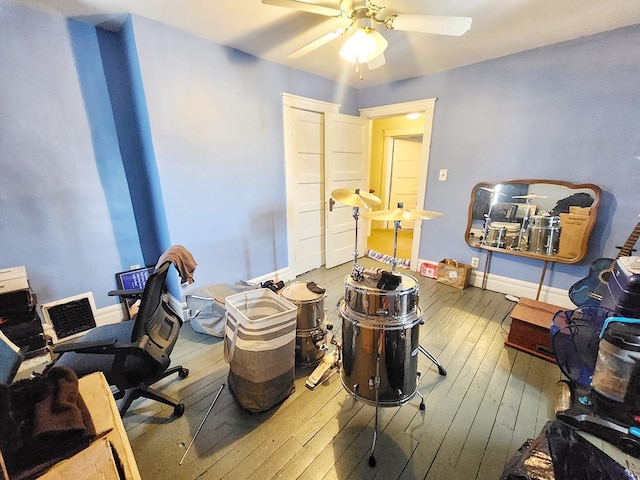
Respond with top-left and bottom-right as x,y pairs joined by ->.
115,266 -> 155,291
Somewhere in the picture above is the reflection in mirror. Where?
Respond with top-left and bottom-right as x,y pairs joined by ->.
466,180 -> 601,263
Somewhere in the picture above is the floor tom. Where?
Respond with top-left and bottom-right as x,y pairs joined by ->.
339,300 -> 421,406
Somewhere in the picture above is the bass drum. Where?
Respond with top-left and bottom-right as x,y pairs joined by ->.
343,273 -> 419,320
281,282 -> 327,367
339,300 -> 421,406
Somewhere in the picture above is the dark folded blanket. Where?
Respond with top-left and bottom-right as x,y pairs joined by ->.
0,366 -> 96,478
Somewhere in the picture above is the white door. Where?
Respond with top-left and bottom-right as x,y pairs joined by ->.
387,136 -> 422,230
284,107 -> 326,275
324,113 -> 368,269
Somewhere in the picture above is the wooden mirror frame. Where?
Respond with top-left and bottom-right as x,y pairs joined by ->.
466,179 -> 602,264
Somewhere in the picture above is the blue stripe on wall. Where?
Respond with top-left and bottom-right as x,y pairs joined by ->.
96,17 -> 171,268
66,19 -> 144,271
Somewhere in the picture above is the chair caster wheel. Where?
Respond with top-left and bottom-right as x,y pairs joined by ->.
179,368 -> 189,378
420,401 -> 425,411
174,403 -> 185,417
369,455 -> 376,467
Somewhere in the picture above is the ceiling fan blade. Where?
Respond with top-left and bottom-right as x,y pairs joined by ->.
287,28 -> 347,59
262,0 -> 344,18
389,15 -> 472,36
367,53 -> 386,70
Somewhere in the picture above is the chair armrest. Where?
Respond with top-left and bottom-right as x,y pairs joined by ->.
108,288 -> 144,299
53,339 -> 119,354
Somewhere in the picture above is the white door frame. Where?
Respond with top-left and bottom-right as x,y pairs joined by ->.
360,98 -> 437,272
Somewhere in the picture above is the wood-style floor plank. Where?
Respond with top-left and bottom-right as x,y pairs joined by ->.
118,258 -> 640,479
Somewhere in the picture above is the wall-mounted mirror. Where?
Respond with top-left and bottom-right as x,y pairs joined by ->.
466,179 -> 601,264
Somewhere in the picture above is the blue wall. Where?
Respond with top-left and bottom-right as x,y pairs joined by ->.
360,26 -> 640,290
0,4 -> 126,306
1,1 -> 638,309
0,3 -> 357,307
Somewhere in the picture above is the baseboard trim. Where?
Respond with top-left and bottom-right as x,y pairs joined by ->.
418,258 -> 575,310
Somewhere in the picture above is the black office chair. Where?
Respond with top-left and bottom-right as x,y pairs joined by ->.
52,261 -> 189,417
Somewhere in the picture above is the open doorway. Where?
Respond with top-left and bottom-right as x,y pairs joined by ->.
367,132 -> 423,265
360,99 -> 436,271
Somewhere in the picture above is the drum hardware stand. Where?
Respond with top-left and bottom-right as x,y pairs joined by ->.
361,202 -> 443,271
305,322 -> 341,390
179,383 -> 225,465
481,214 -> 492,246
390,219 -> 402,271
330,188 -> 382,266
369,351 -> 382,467
352,204 -> 362,265
418,344 -> 447,376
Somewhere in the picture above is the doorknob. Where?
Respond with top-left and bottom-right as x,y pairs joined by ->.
329,197 -> 335,212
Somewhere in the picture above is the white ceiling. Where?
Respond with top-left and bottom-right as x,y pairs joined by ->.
13,0 -> 640,88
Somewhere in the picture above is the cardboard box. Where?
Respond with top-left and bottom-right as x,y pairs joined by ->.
505,298 -> 565,363
420,262 -> 439,279
38,439 -> 120,480
0,266 -> 29,295
569,206 -> 591,215
1,372 -> 141,480
558,213 -> 589,259
436,258 -> 472,289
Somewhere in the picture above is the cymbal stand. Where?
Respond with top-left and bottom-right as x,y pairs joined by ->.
369,348 -> 382,467
481,190 -> 502,245
517,200 -> 533,251
390,219 -> 401,271
352,206 -> 361,265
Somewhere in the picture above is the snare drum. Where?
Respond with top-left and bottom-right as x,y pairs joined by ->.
339,300 -> 421,406
281,282 -> 327,367
344,273 -> 419,319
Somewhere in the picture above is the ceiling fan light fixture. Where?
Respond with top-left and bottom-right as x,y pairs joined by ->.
339,27 -> 388,64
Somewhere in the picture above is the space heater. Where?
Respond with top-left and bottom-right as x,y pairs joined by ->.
41,292 -> 96,342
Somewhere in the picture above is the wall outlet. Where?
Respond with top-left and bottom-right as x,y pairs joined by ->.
471,257 -> 480,268
438,169 -> 448,181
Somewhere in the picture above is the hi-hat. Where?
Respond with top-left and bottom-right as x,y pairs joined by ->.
512,193 -> 548,199
362,202 -> 443,222
332,188 -> 381,209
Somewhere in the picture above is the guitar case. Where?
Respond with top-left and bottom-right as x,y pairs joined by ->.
601,257 -> 640,318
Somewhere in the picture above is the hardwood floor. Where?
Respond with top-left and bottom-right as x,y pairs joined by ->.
121,257 -> 640,479
366,228 -> 412,260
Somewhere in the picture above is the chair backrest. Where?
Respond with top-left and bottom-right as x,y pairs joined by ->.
130,262 -> 183,363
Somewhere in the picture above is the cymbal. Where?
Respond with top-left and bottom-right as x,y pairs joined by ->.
512,193 -> 548,199
331,188 -> 381,208
362,203 -> 443,222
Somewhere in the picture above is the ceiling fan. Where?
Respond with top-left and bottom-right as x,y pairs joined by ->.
262,0 -> 472,76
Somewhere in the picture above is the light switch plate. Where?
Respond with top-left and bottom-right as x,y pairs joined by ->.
439,169 -> 448,181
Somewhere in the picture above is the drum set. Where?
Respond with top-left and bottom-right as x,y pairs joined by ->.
291,188 -> 447,468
